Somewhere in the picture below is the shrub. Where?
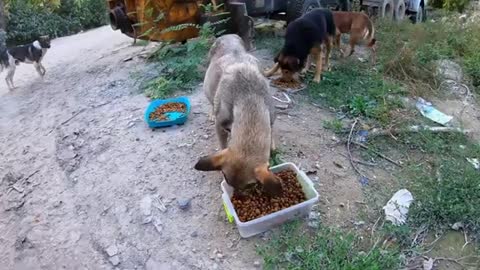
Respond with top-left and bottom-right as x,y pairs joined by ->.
443,0 -> 470,12
6,0 -> 106,45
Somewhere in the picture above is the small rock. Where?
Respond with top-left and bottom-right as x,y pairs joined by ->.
105,245 -> 118,257
142,216 -> 153,224
202,134 -> 209,139
308,221 -> 319,228
53,200 -> 63,208
216,253 -> 224,259
152,216 -> 163,234
191,231 -> 198,238
127,122 -> 136,128
177,198 -> 191,210
435,59 -> 463,82
109,255 -> 121,266
254,261 -> 261,267
140,195 -> 153,216
339,203 -> 345,208
308,211 -> 320,221
451,221 -> 464,231
354,221 -> 366,226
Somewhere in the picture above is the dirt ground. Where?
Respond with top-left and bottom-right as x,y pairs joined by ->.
1,26 -> 478,270
0,26 -> 369,270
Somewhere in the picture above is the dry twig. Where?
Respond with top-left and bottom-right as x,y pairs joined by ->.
347,119 -> 368,178
353,142 -> 403,167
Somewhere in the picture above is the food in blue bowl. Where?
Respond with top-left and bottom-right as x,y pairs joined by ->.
144,97 -> 191,128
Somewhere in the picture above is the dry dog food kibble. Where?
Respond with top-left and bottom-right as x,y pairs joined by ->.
149,102 -> 187,121
271,78 -> 303,90
231,169 -> 306,222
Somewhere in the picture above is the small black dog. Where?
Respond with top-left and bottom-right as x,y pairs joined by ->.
1,36 -> 51,90
264,9 -> 335,83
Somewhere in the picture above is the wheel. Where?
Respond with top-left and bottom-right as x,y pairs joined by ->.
379,0 -> 394,19
338,0 -> 352,11
286,0 -> 322,23
410,4 -> 426,23
393,0 -> 406,21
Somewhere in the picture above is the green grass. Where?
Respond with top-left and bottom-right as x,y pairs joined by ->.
307,61 -> 405,125
142,23 -> 215,99
375,15 -> 480,94
258,222 -> 401,270
269,149 -> 284,167
365,132 -> 480,234
323,119 -> 344,133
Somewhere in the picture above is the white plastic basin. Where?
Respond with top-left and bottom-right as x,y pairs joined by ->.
221,162 -> 319,238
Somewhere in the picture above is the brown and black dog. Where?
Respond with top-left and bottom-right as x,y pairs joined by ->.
195,34 -> 282,196
264,9 -> 336,83
332,11 -> 376,63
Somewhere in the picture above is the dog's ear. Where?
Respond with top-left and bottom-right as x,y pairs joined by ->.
194,149 -> 230,171
255,163 -> 283,196
274,52 -> 283,63
284,56 -> 302,72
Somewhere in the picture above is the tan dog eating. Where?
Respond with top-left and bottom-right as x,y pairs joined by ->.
195,34 -> 282,196
332,11 -> 377,63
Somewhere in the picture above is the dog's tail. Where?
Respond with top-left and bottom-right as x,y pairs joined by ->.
366,18 -> 376,47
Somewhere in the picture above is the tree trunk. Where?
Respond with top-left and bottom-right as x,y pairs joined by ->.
227,2 -> 254,51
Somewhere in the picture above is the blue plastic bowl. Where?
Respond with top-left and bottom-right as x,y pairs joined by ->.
144,96 -> 191,128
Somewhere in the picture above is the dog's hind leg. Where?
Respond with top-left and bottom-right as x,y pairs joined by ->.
215,120 -> 229,149
347,29 -> 364,58
34,62 -> 44,78
369,44 -> 377,65
264,63 -> 280,77
313,48 -> 323,83
39,62 -> 46,76
6,66 -> 16,90
324,38 -> 332,71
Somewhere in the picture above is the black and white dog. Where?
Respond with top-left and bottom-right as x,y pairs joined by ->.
0,36 -> 51,90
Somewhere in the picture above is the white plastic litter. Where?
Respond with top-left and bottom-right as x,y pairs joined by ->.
383,189 -> 414,225
466,158 -> 480,170
416,98 -> 453,125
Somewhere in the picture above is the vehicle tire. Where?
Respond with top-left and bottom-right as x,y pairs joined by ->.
393,0 -> 406,21
339,0 -> 352,11
411,3 -> 426,23
379,0 -> 394,19
286,0 -> 322,23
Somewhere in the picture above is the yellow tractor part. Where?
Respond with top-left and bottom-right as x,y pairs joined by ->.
107,0 -> 205,43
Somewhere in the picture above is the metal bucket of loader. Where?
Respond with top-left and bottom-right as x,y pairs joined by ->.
107,0 -> 203,43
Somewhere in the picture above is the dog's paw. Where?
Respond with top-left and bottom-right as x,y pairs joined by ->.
313,76 -> 323,83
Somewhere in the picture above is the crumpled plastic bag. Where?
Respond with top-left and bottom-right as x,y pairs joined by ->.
383,189 -> 414,225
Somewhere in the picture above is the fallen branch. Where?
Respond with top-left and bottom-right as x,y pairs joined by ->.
46,108 -> 86,135
340,125 -> 471,136
422,255 -> 480,268
338,153 -> 377,167
368,125 -> 471,137
353,141 -> 403,167
347,119 -> 368,178
272,92 -> 292,104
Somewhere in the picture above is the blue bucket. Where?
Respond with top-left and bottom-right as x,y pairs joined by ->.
144,96 -> 191,128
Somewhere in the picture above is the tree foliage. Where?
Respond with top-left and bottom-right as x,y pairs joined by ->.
5,0 -> 107,44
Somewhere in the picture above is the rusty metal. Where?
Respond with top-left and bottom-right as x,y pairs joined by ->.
107,0 -> 203,43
